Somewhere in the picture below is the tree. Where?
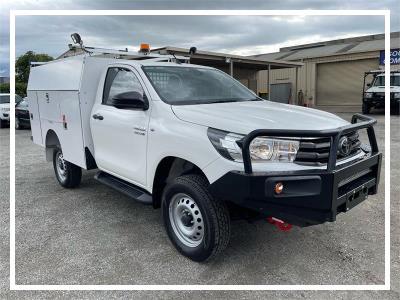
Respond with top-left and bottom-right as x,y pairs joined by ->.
16,51 -> 53,83
16,82 -> 28,97
0,83 -> 9,94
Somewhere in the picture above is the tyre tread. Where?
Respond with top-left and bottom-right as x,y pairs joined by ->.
172,174 -> 230,261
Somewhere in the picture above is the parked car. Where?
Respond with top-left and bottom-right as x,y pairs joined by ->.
16,94 -> 24,105
0,94 -> 10,128
15,98 -> 31,129
27,36 -> 382,262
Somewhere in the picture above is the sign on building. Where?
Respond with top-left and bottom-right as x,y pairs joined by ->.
379,49 -> 400,65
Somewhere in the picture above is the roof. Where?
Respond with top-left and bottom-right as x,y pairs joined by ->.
252,32 -> 400,61
151,46 -> 303,70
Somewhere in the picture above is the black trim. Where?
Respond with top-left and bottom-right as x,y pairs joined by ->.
95,171 -> 152,205
85,147 -> 97,170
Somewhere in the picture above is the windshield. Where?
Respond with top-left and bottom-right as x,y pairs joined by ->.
372,75 -> 400,86
0,95 -> 10,104
17,99 -> 28,108
142,66 -> 258,105
16,95 -> 23,104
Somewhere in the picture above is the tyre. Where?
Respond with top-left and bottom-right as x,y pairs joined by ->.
0,119 -> 5,128
53,148 -> 82,188
162,174 -> 230,262
393,102 -> 400,115
15,118 -> 21,130
362,103 -> 370,114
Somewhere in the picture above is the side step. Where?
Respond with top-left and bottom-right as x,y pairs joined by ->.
94,171 -> 152,205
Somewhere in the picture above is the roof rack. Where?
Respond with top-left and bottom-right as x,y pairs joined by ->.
83,46 -> 190,63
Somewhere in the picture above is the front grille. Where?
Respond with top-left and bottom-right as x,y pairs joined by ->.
294,131 -> 361,166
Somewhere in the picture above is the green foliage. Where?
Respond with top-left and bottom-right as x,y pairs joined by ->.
0,83 -> 9,94
0,82 -> 27,97
16,82 -> 28,97
16,51 -> 53,83
12,51 -> 53,96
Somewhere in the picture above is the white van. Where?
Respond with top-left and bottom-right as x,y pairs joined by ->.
0,94 -> 10,128
363,71 -> 400,114
27,36 -> 382,261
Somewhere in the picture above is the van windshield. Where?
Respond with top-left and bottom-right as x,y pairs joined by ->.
372,75 -> 400,86
0,95 -> 10,104
142,66 -> 259,105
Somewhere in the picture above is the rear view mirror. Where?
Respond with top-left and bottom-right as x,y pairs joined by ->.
111,91 -> 149,110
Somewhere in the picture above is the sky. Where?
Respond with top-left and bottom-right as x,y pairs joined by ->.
1,0 -> 399,77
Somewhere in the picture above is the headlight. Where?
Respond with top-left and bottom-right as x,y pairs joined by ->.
364,92 -> 373,99
250,137 -> 299,162
207,128 -> 300,163
394,92 -> 400,98
207,128 -> 244,162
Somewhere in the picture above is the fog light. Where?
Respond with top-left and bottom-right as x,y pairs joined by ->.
274,182 -> 284,194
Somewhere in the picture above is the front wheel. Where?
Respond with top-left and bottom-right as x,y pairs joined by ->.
393,101 -> 400,115
15,118 -> 21,130
162,175 -> 230,262
53,148 -> 82,188
362,103 -> 370,114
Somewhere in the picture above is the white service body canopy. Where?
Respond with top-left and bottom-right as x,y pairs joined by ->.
27,56 -> 84,91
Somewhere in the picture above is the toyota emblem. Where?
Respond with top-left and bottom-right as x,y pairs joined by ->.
338,136 -> 351,156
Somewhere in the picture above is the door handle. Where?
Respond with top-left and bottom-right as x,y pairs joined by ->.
92,114 -> 104,120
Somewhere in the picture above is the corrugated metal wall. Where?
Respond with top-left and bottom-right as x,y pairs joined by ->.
316,58 -> 378,107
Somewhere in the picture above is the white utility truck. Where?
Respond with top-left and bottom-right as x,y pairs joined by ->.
28,34 -> 382,261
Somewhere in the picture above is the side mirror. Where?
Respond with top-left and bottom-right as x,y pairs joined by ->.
111,91 -> 149,110
366,83 -> 371,87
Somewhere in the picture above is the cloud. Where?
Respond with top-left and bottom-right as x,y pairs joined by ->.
13,15 -> 385,57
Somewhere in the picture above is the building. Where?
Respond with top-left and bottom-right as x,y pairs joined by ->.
253,32 -> 400,112
0,76 -> 10,84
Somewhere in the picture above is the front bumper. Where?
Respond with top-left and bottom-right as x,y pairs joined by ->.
1,112 -> 9,121
210,153 -> 381,226
209,114 -> 382,227
363,95 -> 399,108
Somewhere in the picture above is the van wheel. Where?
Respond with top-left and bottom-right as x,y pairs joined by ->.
394,102 -> 400,115
162,174 -> 230,262
53,148 -> 82,188
0,119 -> 4,128
362,103 -> 370,114
15,118 -> 21,130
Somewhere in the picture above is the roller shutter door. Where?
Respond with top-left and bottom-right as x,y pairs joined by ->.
316,59 -> 378,106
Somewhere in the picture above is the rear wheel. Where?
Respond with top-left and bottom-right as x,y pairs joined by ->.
53,148 -> 82,188
162,174 -> 230,262
362,103 -> 370,114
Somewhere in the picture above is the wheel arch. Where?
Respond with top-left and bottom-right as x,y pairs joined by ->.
152,156 -> 208,208
45,129 -> 61,161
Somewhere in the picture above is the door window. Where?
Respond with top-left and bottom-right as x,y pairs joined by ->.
103,67 -> 144,105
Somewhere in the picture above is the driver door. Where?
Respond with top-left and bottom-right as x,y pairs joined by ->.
90,65 -> 150,188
